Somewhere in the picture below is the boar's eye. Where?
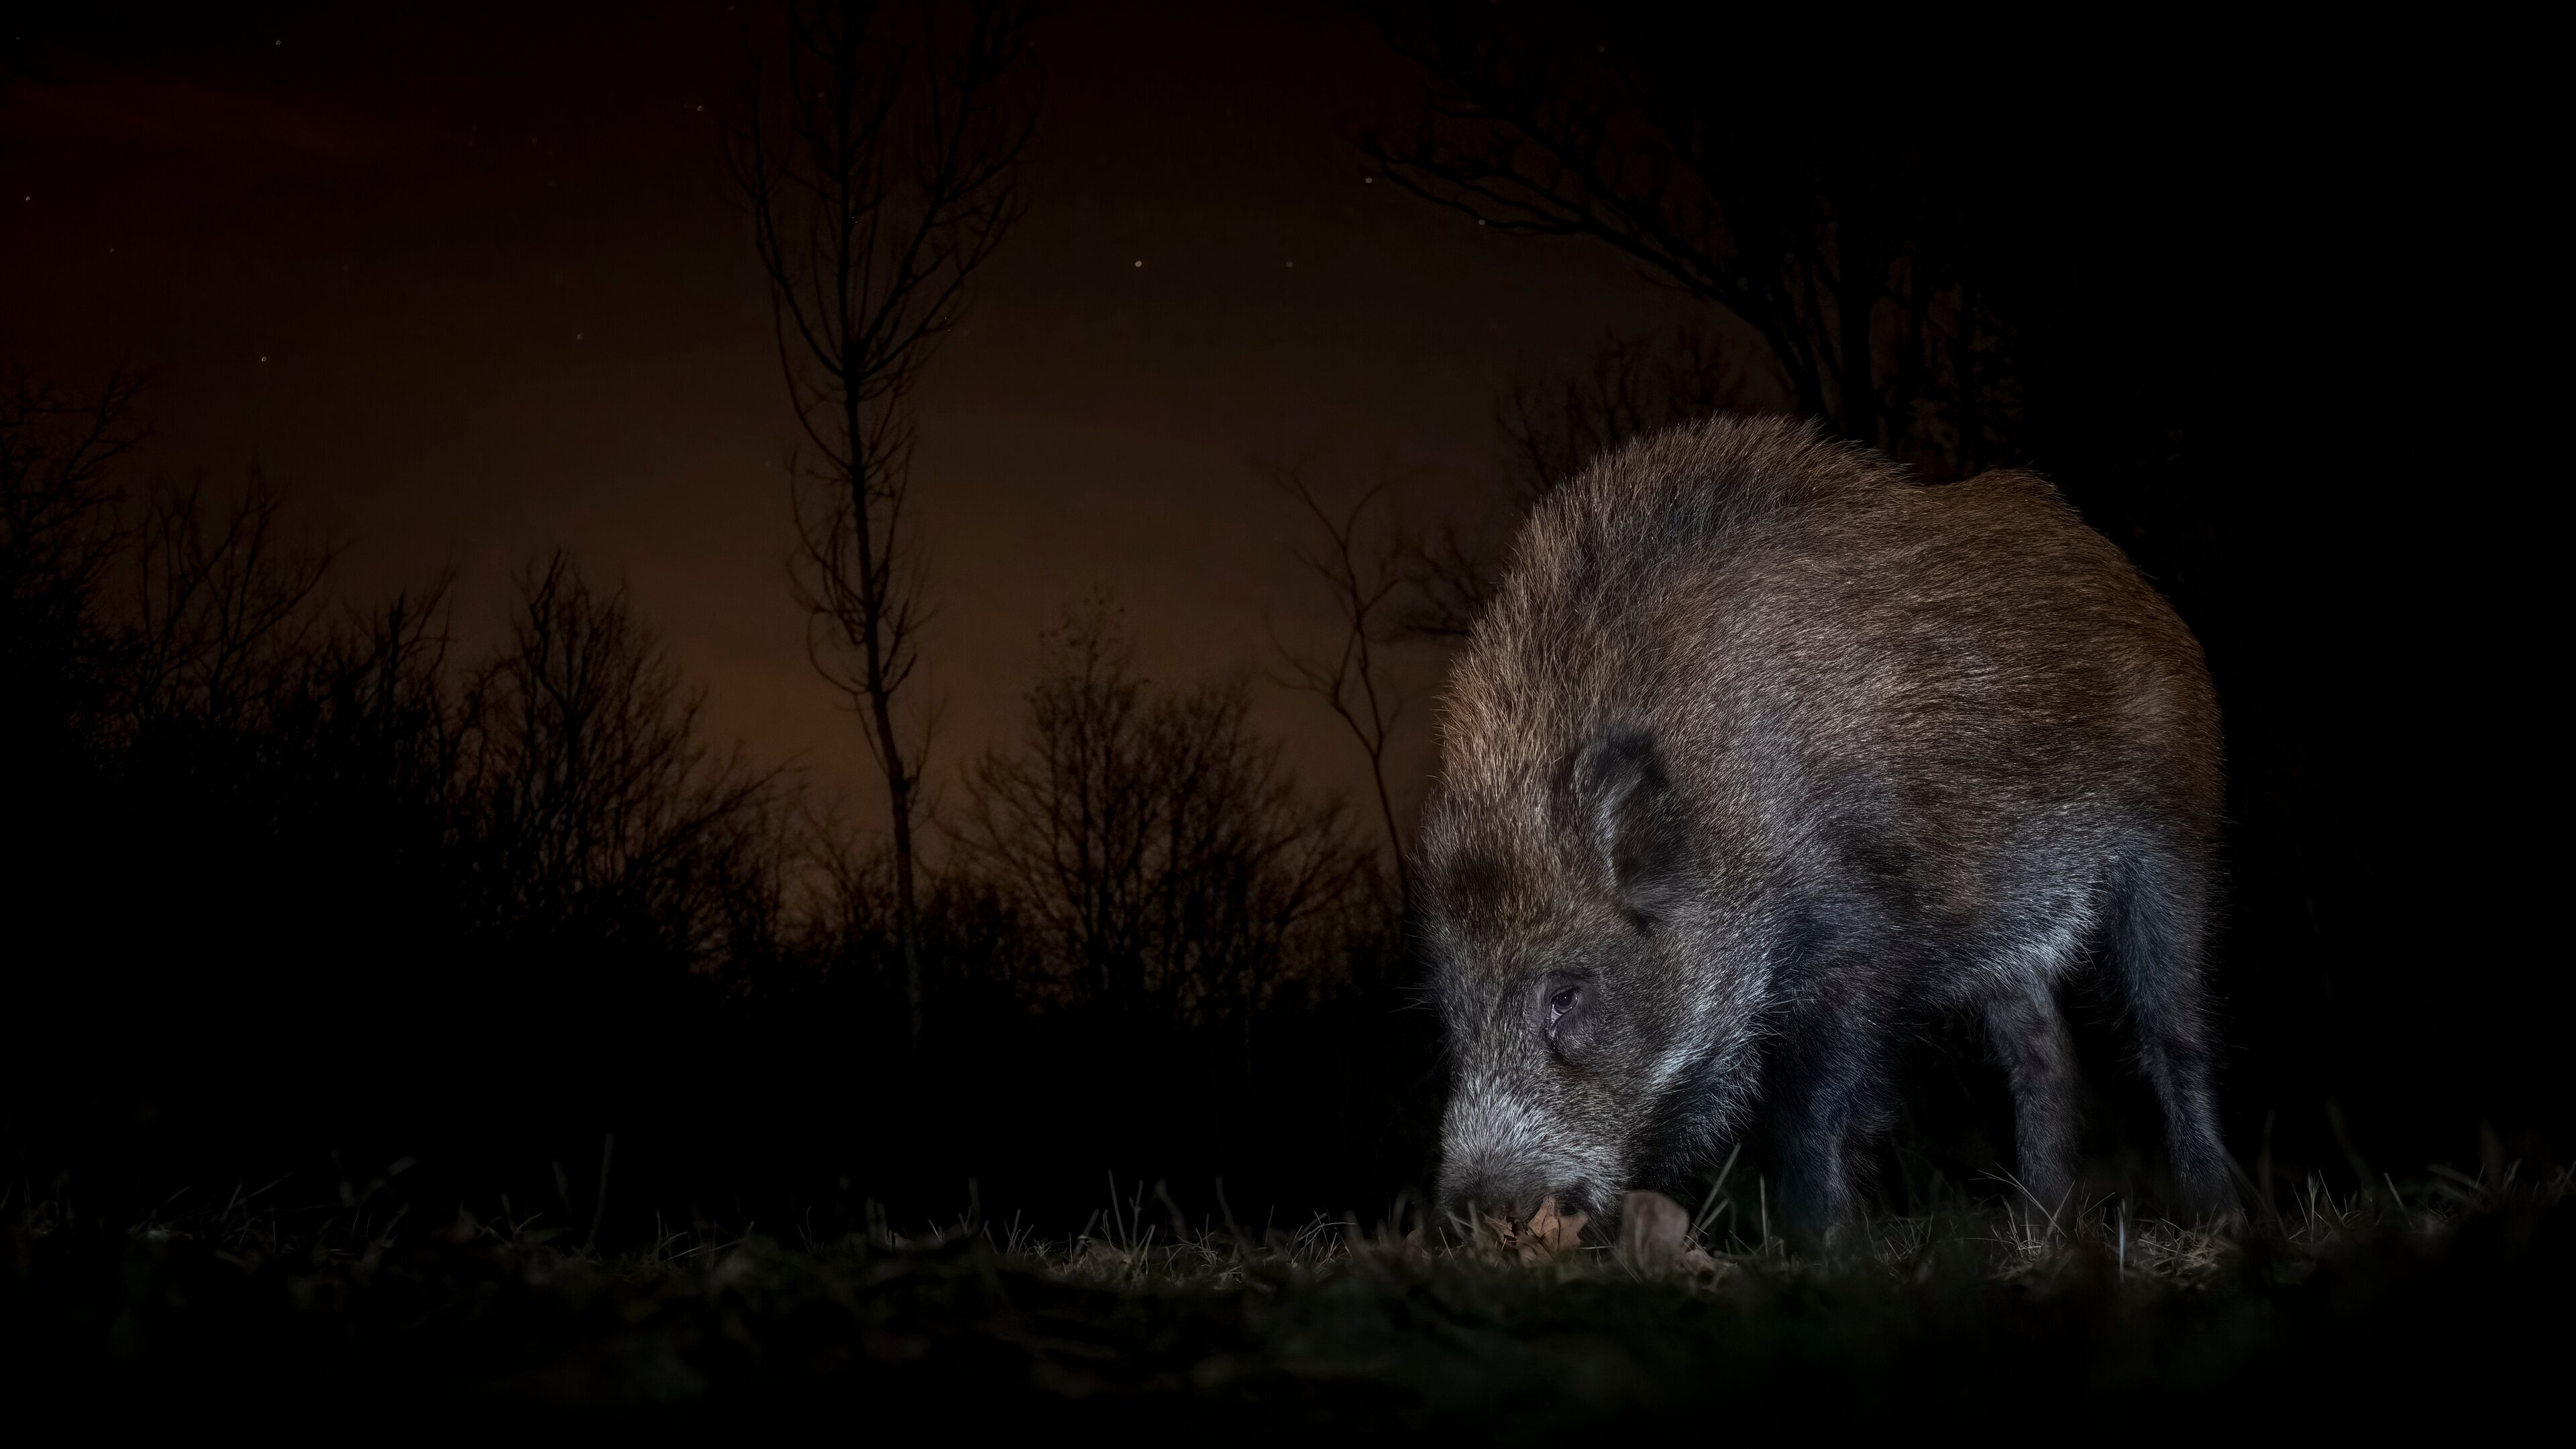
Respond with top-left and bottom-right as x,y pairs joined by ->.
1548,985 -> 1578,1032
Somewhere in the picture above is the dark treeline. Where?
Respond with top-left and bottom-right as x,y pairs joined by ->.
0,376 -> 1431,1229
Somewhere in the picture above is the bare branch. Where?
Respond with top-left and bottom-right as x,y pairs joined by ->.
1268,460 -> 1418,915
967,597 -> 1377,1021
730,0 -> 1036,1040
1356,3 -> 2009,476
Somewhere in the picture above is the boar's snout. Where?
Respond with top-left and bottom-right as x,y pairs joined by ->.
1438,1160 -> 1550,1236
1438,1075 -> 1620,1237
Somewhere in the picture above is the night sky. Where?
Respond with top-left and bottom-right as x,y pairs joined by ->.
4,1 -> 1701,816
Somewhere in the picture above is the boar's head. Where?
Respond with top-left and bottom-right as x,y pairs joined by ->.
1419,723 -> 1743,1236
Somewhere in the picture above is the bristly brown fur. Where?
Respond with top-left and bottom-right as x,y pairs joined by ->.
1420,416 -> 2231,1246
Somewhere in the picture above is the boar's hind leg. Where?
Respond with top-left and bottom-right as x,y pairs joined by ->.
1982,981 -> 2080,1226
2112,847 -> 2239,1222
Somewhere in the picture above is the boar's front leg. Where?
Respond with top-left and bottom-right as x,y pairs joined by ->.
1770,994 -> 1898,1251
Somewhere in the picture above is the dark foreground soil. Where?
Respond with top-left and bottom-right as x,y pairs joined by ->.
5,1187 -> 2568,1436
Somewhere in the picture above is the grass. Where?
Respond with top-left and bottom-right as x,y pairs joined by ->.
4,1163 -> 2569,1433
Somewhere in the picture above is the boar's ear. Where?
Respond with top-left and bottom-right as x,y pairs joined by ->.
1568,726 -> 1690,921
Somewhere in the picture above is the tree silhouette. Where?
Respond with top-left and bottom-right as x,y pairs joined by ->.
965,598 -> 1373,1026
122,472 -> 333,743
1358,5 -> 2015,478
1,370 -> 148,767
1271,463 -> 1417,916
460,555 -> 778,965
729,0 -> 1036,1040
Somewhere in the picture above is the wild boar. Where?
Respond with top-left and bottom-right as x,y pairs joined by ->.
1419,417 -> 2233,1245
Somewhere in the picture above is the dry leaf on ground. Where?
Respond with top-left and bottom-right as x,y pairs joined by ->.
1514,1196 -> 1589,1263
1618,1189 -> 1688,1270
1617,1189 -> 1717,1273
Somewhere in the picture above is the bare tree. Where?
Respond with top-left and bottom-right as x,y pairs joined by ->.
965,598 -> 1371,1024
0,369 -> 148,757
1358,5 -> 2010,478
729,0 -> 1036,1040
463,555 -> 777,967
967,602 -> 1153,1008
124,470 -> 335,741
1271,464 -> 1416,916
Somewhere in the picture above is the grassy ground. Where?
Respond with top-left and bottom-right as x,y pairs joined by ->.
5,1165 -> 2569,1434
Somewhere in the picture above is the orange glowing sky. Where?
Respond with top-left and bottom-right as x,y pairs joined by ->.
3,1 -> 1716,833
